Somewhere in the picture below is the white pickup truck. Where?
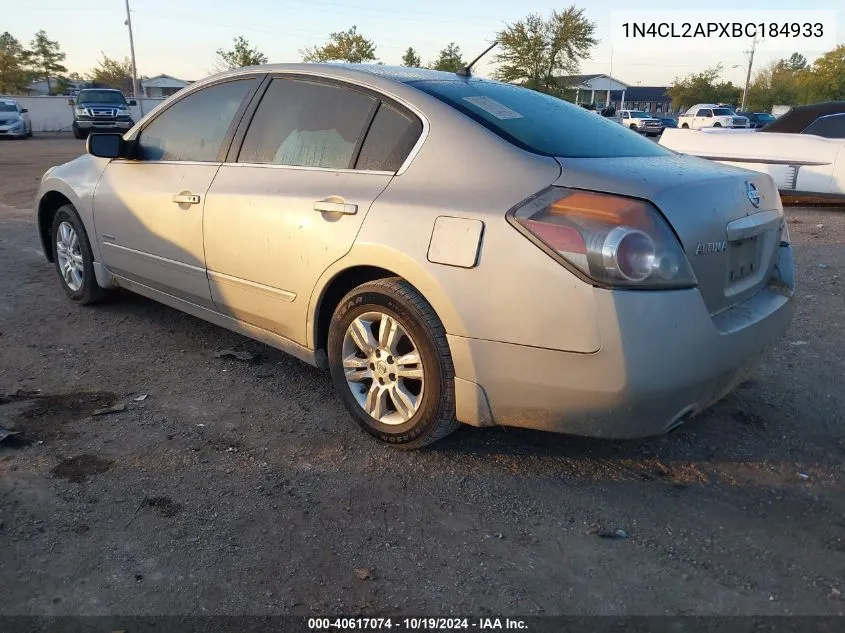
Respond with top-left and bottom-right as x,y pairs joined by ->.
678,104 -> 749,130
611,110 -> 664,136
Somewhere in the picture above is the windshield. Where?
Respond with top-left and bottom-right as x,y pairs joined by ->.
713,108 -> 735,116
629,111 -> 650,118
77,90 -> 127,105
0,102 -> 17,112
756,113 -> 775,122
409,79 -> 669,158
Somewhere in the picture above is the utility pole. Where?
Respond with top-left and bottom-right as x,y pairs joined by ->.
741,36 -> 757,112
124,0 -> 142,114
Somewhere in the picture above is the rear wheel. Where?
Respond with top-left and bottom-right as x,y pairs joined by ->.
713,122 -> 722,128
681,123 -> 689,129
50,204 -> 107,305
327,278 -> 459,449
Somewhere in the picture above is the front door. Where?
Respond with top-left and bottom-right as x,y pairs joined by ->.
203,76 -> 423,344
93,77 -> 259,307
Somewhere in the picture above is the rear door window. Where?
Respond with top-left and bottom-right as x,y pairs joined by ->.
355,103 -> 422,171
238,78 -> 378,169
409,79 -> 668,158
802,114 -> 845,139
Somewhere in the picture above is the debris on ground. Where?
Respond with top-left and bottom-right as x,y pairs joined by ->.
799,473 -> 810,480
354,568 -> 373,581
133,394 -> 149,402
790,341 -> 808,346
818,264 -> 829,269
213,349 -> 256,362
598,529 -> 630,540
92,403 -> 126,416
0,426 -> 22,442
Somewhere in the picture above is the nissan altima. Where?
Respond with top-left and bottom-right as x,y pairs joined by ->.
35,64 -> 795,448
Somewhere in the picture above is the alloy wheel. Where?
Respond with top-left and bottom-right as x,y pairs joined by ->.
56,221 -> 84,292
341,311 -> 425,425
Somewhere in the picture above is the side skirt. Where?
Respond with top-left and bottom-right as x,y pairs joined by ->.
112,274 -> 320,368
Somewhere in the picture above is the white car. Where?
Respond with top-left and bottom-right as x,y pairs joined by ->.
660,109 -> 845,198
0,99 -> 32,138
678,104 -> 749,130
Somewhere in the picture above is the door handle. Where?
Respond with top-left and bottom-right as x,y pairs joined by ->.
172,193 -> 201,205
313,199 -> 357,215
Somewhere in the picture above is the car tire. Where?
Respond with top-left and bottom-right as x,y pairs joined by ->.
713,123 -> 722,128
681,123 -> 689,129
629,124 -> 638,130
327,277 -> 459,449
72,124 -> 87,140
50,204 -> 108,305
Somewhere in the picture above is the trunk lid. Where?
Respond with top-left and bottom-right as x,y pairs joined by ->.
553,154 -> 784,314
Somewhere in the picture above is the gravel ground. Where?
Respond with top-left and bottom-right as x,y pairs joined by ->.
1,135 -> 844,617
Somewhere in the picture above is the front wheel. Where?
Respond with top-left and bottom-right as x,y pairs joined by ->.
713,123 -> 722,128
50,205 -> 107,305
629,124 -> 638,130
327,278 -> 459,449
72,124 -> 87,140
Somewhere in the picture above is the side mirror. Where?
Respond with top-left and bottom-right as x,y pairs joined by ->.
128,99 -> 137,106
21,108 -> 28,113
68,99 -> 76,106
87,133 -> 125,159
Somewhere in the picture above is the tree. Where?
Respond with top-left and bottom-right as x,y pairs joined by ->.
88,54 -> 134,93
784,52 -> 807,71
430,43 -> 464,72
301,26 -> 376,63
802,45 -> 845,102
29,30 -> 66,95
494,7 -> 598,94
0,32 -> 31,94
401,47 -> 421,68
668,65 -> 741,111
216,36 -> 268,70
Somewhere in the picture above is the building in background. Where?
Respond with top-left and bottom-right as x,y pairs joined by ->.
140,75 -> 192,99
555,74 -> 674,114
26,78 -> 92,96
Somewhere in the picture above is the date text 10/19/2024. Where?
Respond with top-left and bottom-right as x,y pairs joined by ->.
307,618 -> 529,630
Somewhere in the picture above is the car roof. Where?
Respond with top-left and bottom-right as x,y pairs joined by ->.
762,101 -> 845,133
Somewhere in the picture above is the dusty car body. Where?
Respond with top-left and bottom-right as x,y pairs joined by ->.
34,64 -> 795,447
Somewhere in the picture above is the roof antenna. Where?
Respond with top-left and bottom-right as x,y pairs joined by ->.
456,41 -> 499,77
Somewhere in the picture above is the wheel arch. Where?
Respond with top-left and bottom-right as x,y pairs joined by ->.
37,190 -> 75,262
307,249 -> 464,358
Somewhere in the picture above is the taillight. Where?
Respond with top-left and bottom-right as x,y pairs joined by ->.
509,187 -> 697,289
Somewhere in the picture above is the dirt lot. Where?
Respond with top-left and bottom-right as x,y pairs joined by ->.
1,134 -> 844,617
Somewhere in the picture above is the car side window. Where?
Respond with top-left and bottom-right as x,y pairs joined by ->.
136,78 -> 255,162
238,78 -> 377,169
622,112 -> 629,119
803,115 -> 845,139
698,109 -> 712,117
355,103 -> 422,172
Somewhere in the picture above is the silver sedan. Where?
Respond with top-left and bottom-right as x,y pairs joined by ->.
35,64 -> 795,448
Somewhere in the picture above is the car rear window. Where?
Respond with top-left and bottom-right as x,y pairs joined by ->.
408,79 -> 669,158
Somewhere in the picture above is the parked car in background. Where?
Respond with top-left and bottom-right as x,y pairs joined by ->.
611,110 -> 664,136
0,99 -> 32,138
35,64 -> 794,448
659,117 -> 678,130
737,111 -> 776,129
660,101 -> 845,197
678,104 -> 749,129
71,89 -> 136,139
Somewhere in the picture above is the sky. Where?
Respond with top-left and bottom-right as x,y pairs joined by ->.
14,0 -> 845,88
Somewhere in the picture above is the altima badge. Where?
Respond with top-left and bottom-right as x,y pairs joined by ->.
695,241 -> 727,255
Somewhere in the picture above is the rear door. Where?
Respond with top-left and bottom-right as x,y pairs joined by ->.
696,108 -> 713,128
202,76 -> 423,344
93,77 -> 260,306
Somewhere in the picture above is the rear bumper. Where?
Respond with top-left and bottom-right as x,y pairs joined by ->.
450,246 -> 795,438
